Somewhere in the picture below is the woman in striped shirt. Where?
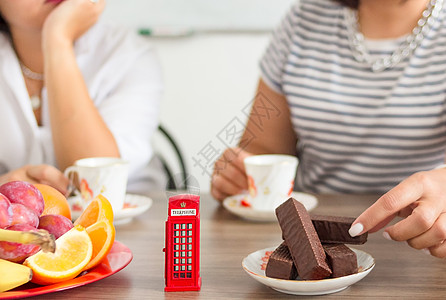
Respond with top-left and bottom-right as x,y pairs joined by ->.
211,0 -> 446,257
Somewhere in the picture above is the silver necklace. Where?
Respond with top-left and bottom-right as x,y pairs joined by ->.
345,0 -> 443,72
19,61 -> 45,110
19,61 -> 44,81
19,61 -> 43,110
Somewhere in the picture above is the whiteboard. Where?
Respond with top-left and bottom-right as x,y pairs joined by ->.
102,0 -> 296,33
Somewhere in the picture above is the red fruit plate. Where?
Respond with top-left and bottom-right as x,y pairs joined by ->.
0,241 -> 132,299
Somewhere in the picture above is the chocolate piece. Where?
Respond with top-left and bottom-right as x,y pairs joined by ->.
323,244 -> 357,278
275,198 -> 331,280
265,243 -> 298,280
311,215 -> 368,245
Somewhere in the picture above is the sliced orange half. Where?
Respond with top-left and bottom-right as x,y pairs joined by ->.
74,194 -> 114,227
73,194 -> 116,270
83,219 -> 116,271
24,225 -> 93,285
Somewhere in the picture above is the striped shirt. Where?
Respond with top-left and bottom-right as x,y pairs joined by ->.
260,0 -> 446,194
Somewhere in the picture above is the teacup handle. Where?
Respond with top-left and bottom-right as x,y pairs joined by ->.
64,166 -> 79,197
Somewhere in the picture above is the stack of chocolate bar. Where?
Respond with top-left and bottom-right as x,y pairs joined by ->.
265,198 -> 367,280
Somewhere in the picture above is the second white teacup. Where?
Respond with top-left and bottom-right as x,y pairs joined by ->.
64,157 -> 129,214
244,154 -> 298,211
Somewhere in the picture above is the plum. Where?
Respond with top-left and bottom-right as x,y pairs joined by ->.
0,224 -> 40,263
10,203 -> 39,228
0,193 -> 12,228
0,181 -> 44,216
38,214 -> 73,239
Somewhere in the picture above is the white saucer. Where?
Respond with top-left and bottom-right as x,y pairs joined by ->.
242,246 -> 375,296
70,194 -> 153,225
222,192 -> 318,222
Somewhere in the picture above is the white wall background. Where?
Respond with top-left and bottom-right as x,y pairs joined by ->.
102,0 -> 294,32
150,34 -> 269,193
102,1 -> 294,193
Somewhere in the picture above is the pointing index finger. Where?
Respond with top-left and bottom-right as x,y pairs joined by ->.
349,174 -> 424,237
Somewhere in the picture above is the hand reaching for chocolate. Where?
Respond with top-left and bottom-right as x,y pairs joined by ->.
348,167 -> 446,258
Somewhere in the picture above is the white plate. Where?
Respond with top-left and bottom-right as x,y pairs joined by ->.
242,246 -> 375,296
70,194 -> 153,225
223,192 -> 318,222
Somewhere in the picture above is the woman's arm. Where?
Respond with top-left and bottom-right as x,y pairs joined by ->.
42,0 -> 119,170
241,78 -> 297,155
210,78 -> 297,201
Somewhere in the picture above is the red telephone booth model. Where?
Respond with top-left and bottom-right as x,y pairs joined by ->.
164,194 -> 201,292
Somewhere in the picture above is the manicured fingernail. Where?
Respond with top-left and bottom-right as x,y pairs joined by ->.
422,248 -> 431,255
349,223 -> 363,237
383,231 -> 392,241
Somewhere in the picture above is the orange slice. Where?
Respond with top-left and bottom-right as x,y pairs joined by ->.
83,219 -> 115,270
73,194 -> 116,271
73,194 -> 114,227
24,225 -> 93,285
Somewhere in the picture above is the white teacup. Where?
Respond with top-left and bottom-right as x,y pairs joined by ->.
244,154 -> 298,211
64,157 -> 129,214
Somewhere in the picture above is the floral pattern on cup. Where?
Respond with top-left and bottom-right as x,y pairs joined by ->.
244,154 -> 298,211
247,175 -> 257,198
287,180 -> 295,197
80,179 -> 93,204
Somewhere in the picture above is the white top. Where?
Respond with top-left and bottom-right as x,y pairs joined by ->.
260,0 -> 446,194
0,21 -> 163,195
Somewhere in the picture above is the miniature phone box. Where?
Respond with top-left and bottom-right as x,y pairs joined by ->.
164,194 -> 201,292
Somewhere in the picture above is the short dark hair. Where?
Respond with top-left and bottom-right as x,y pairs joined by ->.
333,0 -> 358,8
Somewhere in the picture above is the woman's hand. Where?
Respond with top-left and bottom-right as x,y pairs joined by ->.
210,147 -> 252,202
349,168 -> 446,258
42,0 -> 105,45
0,165 -> 69,195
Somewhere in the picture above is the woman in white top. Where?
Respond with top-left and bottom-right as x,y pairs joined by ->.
211,0 -> 446,257
0,0 -> 162,195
